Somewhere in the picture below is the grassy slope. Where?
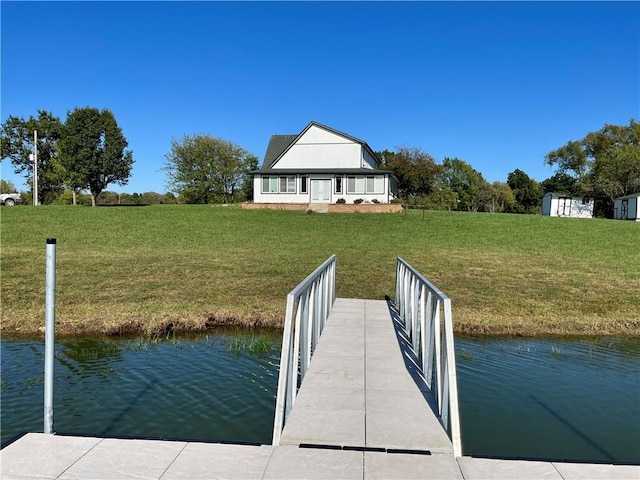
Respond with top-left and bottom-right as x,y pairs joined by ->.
1,205 -> 638,336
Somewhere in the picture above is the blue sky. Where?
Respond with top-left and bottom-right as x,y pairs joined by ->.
2,1 -> 638,194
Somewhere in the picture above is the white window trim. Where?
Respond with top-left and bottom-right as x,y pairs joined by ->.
262,175 -> 297,194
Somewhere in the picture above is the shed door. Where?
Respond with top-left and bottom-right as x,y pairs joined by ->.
621,200 -> 629,220
557,197 -> 571,217
311,180 -> 331,202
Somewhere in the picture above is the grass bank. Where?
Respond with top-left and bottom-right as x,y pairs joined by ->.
1,205 -> 638,337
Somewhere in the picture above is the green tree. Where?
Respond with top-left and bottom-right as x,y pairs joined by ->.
544,140 -> 589,187
438,157 -> 489,212
239,155 -> 259,201
506,169 -> 543,214
0,179 -> 17,194
486,181 -> 516,213
0,110 -> 65,203
57,107 -> 134,207
540,173 -> 579,194
164,134 -> 257,204
377,146 -> 441,201
544,119 -> 640,202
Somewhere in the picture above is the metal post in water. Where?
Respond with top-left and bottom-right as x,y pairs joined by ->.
44,238 -> 56,434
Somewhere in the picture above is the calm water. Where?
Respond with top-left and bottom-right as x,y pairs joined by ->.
1,333 -> 639,464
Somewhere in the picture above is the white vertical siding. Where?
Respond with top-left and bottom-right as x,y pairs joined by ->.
273,143 -> 362,169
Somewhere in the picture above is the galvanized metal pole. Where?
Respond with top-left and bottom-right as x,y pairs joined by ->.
44,238 -> 56,434
33,130 -> 39,206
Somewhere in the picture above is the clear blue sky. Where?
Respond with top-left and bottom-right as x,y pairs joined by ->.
2,1 -> 638,194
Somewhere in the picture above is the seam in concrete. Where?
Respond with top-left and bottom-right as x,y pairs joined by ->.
158,441 -> 189,479
56,436 -> 105,479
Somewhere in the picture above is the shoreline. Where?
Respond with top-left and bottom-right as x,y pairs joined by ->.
2,312 -> 638,339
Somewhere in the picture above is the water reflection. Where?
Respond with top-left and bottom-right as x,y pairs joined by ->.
1,333 -> 638,464
455,336 -> 640,464
1,331 -> 281,447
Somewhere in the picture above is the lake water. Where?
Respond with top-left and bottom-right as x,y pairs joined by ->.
1,332 -> 638,464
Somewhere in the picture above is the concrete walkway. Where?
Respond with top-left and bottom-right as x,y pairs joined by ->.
3,432 -> 639,479
2,299 -> 638,479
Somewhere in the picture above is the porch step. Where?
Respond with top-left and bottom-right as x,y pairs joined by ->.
307,203 -> 329,213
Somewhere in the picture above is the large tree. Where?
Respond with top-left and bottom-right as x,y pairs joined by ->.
545,119 -> 640,200
0,110 -> 65,204
540,172 -> 579,195
378,146 -> 441,201
164,134 -> 257,204
438,157 -> 489,212
506,169 -> 543,214
57,107 -> 134,207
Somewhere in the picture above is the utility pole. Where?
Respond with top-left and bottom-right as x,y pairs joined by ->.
33,130 -> 39,206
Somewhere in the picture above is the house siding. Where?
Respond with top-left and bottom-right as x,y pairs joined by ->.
253,173 -> 391,204
273,143 -> 363,169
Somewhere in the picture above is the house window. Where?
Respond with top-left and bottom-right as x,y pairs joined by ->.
262,176 -> 278,193
280,176 -> 296,193
347,176 -> 365,194
335,176 -> 342,194
366,176 -> 384,194
262,175 -> 296,194
301,176 -> 308,194
347,175 -> 384,194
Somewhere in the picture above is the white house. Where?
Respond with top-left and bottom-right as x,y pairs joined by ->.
251,122 -> 395,204
613,193 -> 640,221
541,192 -> 594,218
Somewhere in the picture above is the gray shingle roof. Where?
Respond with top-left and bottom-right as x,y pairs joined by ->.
261,135 -> 297,168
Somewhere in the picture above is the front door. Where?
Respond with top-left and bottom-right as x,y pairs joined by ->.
311,179 -> 331,202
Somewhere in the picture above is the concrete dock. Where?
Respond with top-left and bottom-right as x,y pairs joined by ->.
2,299 -> 638,479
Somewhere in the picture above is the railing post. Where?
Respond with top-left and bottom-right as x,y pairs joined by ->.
44,238 -> 56,434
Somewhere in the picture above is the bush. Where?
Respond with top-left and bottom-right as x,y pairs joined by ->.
354,198 -> 364,204
336,198 -> 346,204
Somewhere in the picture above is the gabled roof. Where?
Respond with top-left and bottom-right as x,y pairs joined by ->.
260,121 -> 380,169
262,135 -> 298,169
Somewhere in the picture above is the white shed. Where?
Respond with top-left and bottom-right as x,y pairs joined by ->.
541,192 -> 594,218
613,193 -> 640,221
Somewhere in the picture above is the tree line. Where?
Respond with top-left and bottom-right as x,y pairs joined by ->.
2,109 -> 638,214
378,119 -> 639,217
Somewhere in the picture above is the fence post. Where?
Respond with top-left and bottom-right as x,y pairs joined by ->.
44,238 -> 56,434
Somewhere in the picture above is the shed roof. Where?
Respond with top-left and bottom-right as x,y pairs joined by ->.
614,192 -> 640,200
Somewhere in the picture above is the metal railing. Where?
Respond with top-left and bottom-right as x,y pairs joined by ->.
394,257 -> 462,456
272,254 -> 337,445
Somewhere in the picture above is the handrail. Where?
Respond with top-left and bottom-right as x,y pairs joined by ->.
394,257 -> 462,456
272,254 -> 337,445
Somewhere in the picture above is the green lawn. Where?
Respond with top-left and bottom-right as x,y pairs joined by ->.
1,205 -> 638,336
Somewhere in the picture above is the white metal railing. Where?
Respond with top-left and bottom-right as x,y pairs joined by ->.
394,257 -> 462,456
272,254 -> 336,445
